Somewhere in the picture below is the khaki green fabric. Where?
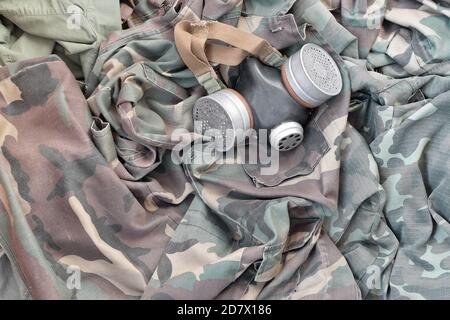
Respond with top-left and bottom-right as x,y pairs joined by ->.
0,0 -> 121,80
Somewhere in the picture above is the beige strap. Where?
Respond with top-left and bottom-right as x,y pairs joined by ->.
174,20 -> 285,93
205,44 -> 248,66
120,0 -> 136,22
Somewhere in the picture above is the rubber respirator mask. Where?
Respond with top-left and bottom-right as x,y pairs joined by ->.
175,21 -> 342,152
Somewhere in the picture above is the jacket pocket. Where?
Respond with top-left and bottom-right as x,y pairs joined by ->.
243,118 -> 330,187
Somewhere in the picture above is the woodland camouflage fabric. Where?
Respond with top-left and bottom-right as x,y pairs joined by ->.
1,0 -> 450,300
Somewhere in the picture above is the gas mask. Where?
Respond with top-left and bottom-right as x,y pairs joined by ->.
175,21 -> 342,152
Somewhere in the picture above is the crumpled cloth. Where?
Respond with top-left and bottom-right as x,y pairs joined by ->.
0,0 -> 450,300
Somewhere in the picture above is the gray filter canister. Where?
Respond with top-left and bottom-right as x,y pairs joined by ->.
193,89 -> 253,152
282,43 -> 343,108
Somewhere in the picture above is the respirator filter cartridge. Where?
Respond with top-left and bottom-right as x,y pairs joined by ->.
193,89 -> 253,151
282,43 -> 343,108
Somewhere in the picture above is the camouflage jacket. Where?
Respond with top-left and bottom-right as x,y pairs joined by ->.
1,0 -> 450,300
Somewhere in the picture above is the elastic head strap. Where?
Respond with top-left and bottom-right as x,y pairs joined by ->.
204,21 -> 285,67
174,20 -> 285,94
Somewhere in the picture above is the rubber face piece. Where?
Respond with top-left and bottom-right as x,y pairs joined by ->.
235,57 -> 310,130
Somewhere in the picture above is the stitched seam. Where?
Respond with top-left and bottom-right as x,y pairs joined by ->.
182,165 -> 266,245
0,229 -> 32,298
99,24 -> 171,54
176,221 -> 230,244
316,233 -> 331,298
245,118 -> 330,187
141,63 -> 187,100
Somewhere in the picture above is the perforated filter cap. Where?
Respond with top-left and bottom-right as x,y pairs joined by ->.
282,43 -> 343,108
270,122 -> 304,152
193,89 -> 253,152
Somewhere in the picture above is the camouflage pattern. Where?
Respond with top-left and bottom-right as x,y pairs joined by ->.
0,56 -> 192,299
120,0 -> 169,28
346,57 -> 450,299
1,0 -> 450,300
